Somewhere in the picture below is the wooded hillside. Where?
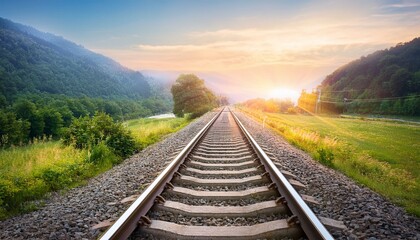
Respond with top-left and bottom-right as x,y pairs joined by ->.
299,37 -> 420,115
0,18 -> 171,147
0,17 -> 151,101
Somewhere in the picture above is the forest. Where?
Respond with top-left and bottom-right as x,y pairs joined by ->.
298,37 -> 420,115
0,94 -> 171,148
0,17 -> 172,148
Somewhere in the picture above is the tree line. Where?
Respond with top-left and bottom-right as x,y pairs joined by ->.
240,98 -> 294,113
297,90 -> 420,115
0,94 -> 171,148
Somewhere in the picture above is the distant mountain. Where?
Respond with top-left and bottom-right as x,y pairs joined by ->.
0,17 -> 151,101
317,37 -> 420,115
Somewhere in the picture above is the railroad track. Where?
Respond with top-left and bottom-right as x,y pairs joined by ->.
100,108 -> 342,239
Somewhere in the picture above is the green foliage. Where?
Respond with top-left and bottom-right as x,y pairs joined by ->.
0,179 -> 19,217
0,110 -> 30,147
63,112 -> 136,158
13,100 -> 44,139
320,37 -> 420,115
0,18 -> 173,149
0,141 -> 89,218
87,142 -> 118,165
0,93 -> 172,149
38,167 -> 71,191
0,17 -> 151,101
317,148 -> 334,167
171,74 -> 217,118
106,131 -> 136,159
0,115 -> 192,219
41,109 -> 63,138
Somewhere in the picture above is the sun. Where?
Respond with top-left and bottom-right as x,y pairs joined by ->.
267,88 -> 300,103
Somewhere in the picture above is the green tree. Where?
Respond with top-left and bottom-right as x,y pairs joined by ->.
42,109 -> 63,138
389,68 -> 411,97
0,94 -> 6,109
0,111 -> 30,147
171,74 -> 217,118
392,99 -> 403,115
13,100 -> 44,139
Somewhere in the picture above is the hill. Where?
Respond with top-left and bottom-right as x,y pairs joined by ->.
0,17 -> 172,147
299,38 -> 420,115
0,17 -> 151,101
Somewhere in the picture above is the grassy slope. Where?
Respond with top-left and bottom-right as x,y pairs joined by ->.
126,117 -> 190,148
240,107 -> 420,216
0,141 -> 86,178
0,117 -> 190,219
268,113 -> 419,177
0,141 -> 90,217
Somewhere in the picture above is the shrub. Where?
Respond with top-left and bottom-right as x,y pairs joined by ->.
317,148 -> 334,167
0,179 -> 19,214
62,112 -> 136,159
38,167 -> 71,191
88,142 -> 118,165
106,129 -> 136,158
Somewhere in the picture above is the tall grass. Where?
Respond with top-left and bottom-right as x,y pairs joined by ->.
127,117 -> 190,149
0,116 -> 190,219
0,141 -> 90,218
239,107 -> 419,216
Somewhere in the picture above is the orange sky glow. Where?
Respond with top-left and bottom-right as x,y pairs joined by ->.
88,1 -> 420,102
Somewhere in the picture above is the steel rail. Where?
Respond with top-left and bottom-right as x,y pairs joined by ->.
100,108 -> 223,240
231,108 -> 334,240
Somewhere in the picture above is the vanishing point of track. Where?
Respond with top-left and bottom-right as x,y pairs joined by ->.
100,107 -> 334,239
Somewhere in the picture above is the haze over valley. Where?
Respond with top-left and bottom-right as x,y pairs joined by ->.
2,1 -> 420,102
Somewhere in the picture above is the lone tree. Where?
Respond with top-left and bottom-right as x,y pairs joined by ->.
171,74 -> 217,118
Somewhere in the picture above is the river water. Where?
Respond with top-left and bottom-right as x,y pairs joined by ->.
147,113 -> 176,119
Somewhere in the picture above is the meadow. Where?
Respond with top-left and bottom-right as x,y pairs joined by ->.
0,116 -> 190,219
126,117 -> 190,149
239,107 -> 420,216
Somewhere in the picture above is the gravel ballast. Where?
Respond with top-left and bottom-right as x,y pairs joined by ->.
233,110 -> 420,240
0,111 -> 217,240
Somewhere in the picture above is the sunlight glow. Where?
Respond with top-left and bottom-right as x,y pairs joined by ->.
268,88 -> 300,103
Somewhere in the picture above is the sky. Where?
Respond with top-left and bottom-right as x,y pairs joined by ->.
1,0 -> 420,102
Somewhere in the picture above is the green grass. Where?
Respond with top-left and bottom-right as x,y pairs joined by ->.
126,117 -> 191,149
341,114 -> 420,123
0,141 -> 87,177
239,107 -> 420,216
0,116 -> 190,219
0,141 -> 91,218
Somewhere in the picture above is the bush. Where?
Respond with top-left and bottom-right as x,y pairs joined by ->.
0,179 -> 19,214
106,129 -> 136,158
317,148 -> 334,167
88,142 -> 118,165
38,167 -> 71,191
62,112 -> 136,159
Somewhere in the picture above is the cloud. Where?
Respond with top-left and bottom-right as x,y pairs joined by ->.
380,1 -> 420,9
93,1 -> 420,100
126,20 -> 416,72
